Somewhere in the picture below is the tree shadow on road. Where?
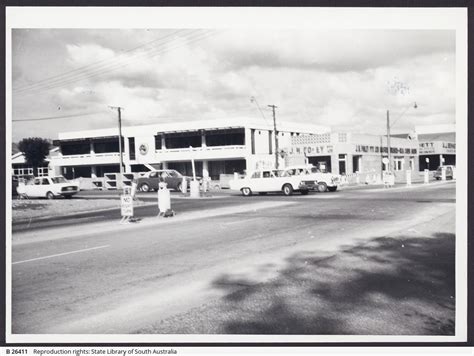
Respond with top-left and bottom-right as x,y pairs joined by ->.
211,232 -> 455,335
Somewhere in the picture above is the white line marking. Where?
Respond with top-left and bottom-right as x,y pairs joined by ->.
223,217 -> 261,226
13,245 -> 110,265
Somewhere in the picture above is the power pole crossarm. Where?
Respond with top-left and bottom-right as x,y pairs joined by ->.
268,105 -> 279,169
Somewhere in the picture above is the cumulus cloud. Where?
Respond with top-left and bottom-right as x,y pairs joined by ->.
211,29 -> 455,72
11,28 -> 456,141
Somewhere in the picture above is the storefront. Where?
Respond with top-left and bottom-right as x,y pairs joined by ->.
284,132 -> 419,180
418,141 -> 456,171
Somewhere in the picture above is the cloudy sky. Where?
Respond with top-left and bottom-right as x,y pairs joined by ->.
11,28 -> 455,141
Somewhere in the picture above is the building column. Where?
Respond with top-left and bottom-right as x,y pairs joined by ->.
245,128 -> 253,155
202,160 -> 209,178
439,154 -> 444,166
162,161 -> 168,169
331,154 -> 339,175
91,166 -> 97,178
346,154 -> 353,174
90,141 -> 95,155
358,156 -> 362,173
201,131 -> 207,148
161,135 -> 166,150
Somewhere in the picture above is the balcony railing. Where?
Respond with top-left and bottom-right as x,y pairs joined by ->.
157,145 -> 246,153
51,152 -> 121,160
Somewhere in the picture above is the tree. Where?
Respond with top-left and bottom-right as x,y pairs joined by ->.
18,137 -> 51,176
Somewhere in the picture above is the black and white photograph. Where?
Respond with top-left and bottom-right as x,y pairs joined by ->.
5,7 -> 468,344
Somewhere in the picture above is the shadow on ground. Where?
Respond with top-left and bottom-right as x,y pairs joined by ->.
210,232 -> 455,335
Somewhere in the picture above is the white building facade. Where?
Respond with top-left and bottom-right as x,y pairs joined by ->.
283,132 -> 419,182
50,118 -> 330,180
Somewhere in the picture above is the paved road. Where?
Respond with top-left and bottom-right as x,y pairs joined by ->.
11,182 -> 456,337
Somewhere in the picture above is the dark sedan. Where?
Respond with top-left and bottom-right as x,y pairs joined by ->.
136,170 -> 195,192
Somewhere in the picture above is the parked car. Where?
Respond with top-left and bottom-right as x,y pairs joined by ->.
434,165 -> 455,180
136,169 -> 197,192
16,176 -> 79,199
283,165 -> 340,192
229,169 -> 315,196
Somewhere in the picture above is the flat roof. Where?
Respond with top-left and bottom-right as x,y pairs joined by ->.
57,117 -> 330,140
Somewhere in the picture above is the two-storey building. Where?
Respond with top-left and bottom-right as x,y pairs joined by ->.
50,118 -> 330,180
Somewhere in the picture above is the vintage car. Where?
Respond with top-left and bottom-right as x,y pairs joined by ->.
16,176 -> 79,199
136,169 -> 196,192
434,165 -> 455,180
229,169 -> 315,196
283,165 -> 340,192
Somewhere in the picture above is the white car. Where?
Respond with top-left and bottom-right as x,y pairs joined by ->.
229,169 -> 316,196
283,165 -> 340,192
17,176 -> 80,199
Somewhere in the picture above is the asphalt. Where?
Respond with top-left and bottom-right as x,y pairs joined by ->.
10,181 -> 457,338
11,180 -> 449,233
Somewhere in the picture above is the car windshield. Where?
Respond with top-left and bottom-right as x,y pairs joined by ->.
51,177 -> 67,184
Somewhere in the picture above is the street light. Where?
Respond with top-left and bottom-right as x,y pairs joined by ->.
386,102 -> 417,172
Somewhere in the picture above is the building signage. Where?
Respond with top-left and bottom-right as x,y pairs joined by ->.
285,145 -> 334,155
355,145 -> 416,155
419,141 -> 456,154
286,143 -> 416,156
139,143 -> 149,155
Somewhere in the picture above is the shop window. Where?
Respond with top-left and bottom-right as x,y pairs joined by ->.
165,133 -> 201,149
94,139 -> 123,153
352,155 -> 361,173
394,157 -> 404,171
206,129 -> 245,146
61,142 -> 90,155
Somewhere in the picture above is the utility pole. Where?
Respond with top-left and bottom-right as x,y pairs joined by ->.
386,109 -> 391,172
110,106 -> 125,189
268,104 -> 279,169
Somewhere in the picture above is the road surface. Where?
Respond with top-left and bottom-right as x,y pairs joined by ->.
11,182 -> 456,338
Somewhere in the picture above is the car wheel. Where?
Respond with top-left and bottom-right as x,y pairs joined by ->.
282,184 -> 293,196
176,183 -> 182,192
328,186 -> 338,192
241,187 -> 252,196
46,191 -> 55,200
140,183 -> 150,192
317,182 -> 328,192
300,190 -> 309,195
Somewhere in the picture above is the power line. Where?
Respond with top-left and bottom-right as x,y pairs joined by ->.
250,96 -> 271,126
13,29 -> 190,92
12,111 -> 107,122
14,30 -> 217,96
14,30 -> 201,94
